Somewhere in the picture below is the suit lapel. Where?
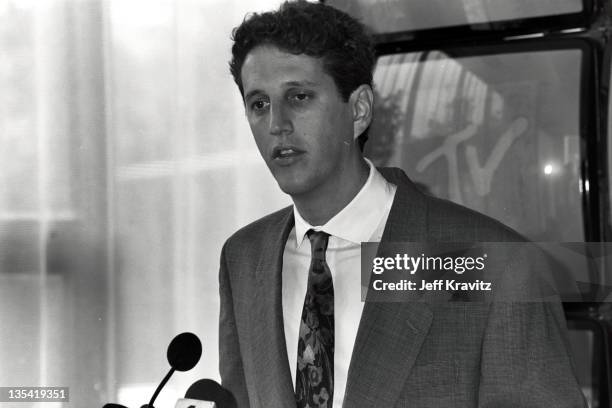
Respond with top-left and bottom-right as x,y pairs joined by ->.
344,168 -> 434,407
248,208 -> 297,408
344,302 -> 433,407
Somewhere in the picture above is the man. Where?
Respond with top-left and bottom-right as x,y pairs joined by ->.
219,1 -> 585,407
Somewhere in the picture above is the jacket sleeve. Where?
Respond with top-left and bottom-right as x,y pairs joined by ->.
219,242 -> 250,408
478,301 -> 587,407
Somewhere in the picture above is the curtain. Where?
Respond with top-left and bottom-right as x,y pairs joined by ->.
0,0 -> 288,406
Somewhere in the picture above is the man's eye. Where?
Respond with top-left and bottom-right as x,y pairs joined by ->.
251,100 -> 269,111
293,93 -> 309,101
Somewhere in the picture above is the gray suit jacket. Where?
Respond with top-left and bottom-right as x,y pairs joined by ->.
219,167 -> 585,407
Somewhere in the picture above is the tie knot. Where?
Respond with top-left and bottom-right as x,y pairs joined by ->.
306,229 -> 329,258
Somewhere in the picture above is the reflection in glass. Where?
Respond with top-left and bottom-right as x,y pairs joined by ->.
328,0 -> 582,34
368,49 -> 583,241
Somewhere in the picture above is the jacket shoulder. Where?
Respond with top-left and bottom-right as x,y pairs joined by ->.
379,166 -> 526,242
222,205 -> 293,256
424,193 -> 526,242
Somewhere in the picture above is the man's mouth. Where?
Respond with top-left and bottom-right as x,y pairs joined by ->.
272,146 -> 305,164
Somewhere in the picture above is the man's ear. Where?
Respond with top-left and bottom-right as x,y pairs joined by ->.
350,84 -> 374,140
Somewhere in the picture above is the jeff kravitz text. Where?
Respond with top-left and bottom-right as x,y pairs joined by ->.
372,279 -> 492,291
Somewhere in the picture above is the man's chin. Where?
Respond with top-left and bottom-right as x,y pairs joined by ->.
274,177 -> 313,198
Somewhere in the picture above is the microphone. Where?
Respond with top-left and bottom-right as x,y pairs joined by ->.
102,332 -> 202,408
175,379 -> 237,408
167,332 -> 202,371
147,332 -> 202,407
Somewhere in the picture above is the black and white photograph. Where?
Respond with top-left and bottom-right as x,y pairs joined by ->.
0,0 -> 610,407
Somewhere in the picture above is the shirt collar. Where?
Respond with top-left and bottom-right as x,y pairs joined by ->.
293,159 -> 396,247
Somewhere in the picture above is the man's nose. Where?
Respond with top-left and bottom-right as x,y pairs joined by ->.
269,104 -> 293,136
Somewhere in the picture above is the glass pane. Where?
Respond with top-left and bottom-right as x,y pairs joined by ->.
0,0 -> 73,216
0,221 -> 39,274
109,0 -> 177,166
367,48 -> 583,241
328,0 -> 582,34
0,274 -> 41,385
0,3 -> 38,212
115,178 -> 175,385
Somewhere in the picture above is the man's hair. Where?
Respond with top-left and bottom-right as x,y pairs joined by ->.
229,0 -> 376,150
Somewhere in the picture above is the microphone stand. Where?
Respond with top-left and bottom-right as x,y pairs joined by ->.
146,367 -> 176,408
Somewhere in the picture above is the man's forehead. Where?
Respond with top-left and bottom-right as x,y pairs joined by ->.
240,46 -> 328,89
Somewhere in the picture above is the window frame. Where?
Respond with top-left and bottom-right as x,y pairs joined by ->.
324,0 -> 600,48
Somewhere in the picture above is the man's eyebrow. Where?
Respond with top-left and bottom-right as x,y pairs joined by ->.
245,89 -> 263,101
244,80 -> 320,101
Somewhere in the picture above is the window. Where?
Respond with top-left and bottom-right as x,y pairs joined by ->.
367,48 -> 584,240
327,0 -> 583,34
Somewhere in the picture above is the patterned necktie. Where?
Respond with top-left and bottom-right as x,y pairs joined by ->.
296,230 -> 334,408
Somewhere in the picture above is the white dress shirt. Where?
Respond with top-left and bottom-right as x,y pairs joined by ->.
282,160 -> 397,407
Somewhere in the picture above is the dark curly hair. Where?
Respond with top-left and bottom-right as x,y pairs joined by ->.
229,0 -> 376,149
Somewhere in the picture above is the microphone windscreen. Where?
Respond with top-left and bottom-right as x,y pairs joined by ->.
185,379 -> 223,401
166,332 -> 202,371
102,404 -> 128,408
185,379 -> 237,408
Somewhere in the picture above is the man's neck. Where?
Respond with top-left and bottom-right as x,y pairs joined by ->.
292,158 -> 369,226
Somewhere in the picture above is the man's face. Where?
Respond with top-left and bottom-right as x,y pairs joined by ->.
240,45 -> 357,199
